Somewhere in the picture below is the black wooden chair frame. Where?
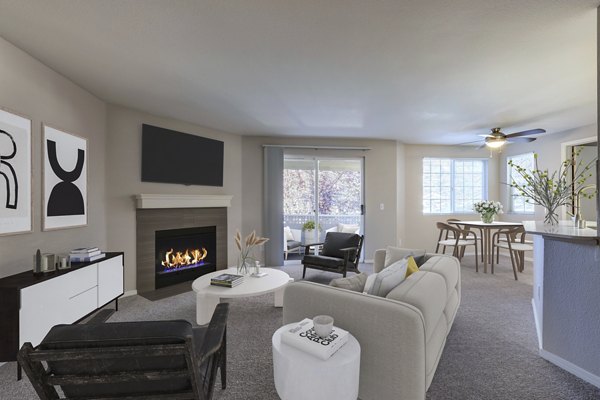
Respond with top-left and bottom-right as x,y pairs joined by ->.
302,235 -> 364,278
17,303 -> 229,400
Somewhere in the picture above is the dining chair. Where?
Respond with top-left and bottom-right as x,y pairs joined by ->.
435,222 -> 479,272
491,226 -> 533,280
446,218 -> 484,262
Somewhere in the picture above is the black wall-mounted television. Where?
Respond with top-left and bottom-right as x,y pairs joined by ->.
141,124 -> 224,186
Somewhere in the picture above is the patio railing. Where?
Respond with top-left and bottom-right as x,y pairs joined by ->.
284,214 -> 361,232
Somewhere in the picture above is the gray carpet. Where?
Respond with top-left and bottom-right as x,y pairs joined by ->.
2,256 -> 600,400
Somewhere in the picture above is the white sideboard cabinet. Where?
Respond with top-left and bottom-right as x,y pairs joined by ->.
0,252 -> 124,376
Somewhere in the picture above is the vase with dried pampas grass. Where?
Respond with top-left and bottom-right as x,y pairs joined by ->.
234,230 -> 269,275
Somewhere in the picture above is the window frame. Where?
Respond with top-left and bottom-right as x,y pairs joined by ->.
422,157 -> 489,215
506,152 -> 535,215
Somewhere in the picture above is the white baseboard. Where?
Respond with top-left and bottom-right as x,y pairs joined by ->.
531,298 -> 543,349
539,348 -> 600,389
122,290 -> 137,298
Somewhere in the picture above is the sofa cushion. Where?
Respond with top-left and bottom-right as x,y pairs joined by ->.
287,240 -> 301,250
419,255 -> 459,302
386,271 -> 447,342
303,254 -> 345,269
284,226 -> 294,241
322,232 -> 361,260
330,273 -> 368,292
337,223 -> 360,233
384,246 -> 426,268
364,259 -> 408,297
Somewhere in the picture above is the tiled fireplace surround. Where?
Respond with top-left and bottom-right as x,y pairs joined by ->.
135,194 -> 232,295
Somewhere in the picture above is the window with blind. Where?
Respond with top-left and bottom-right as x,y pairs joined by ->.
422,158 -> 487,214
507,153 -> 535,214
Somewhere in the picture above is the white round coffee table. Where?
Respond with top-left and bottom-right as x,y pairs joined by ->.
192,267 -> 293,325
272,322 -> 361,400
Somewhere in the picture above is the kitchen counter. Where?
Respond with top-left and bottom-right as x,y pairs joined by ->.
523,220 -> 599,245
525,221 -> 600,389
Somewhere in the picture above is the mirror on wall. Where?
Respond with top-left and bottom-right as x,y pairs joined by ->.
564,138 -> 597,229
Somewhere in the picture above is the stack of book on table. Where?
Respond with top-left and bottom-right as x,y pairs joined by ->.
281,318 -> 349,360
69,247 -> 106,263
210,273 -> 244,288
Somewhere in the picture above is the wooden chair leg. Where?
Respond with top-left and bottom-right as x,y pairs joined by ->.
474,243 -> 478,273
491,244 -> 495,274
508,250 -> 518,281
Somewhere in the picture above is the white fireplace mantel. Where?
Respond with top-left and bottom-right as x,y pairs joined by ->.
135,194 -> 233,209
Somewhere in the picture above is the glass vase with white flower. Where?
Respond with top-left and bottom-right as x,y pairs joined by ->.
473,200 -> 503,223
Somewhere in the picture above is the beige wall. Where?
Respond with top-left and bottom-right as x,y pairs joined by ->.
0,37 -> 107,278
499,125 -> 597,224
403,145 -> 500,251
105,105 -> 243,291
241,136 -> 399,261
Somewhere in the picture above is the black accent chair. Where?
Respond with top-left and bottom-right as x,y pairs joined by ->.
17,303 -> 229,400
302,232 -> 364,278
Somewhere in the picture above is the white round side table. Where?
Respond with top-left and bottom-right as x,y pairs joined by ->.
272,322 -> 361,400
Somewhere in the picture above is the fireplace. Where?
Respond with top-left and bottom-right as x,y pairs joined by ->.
136,198 -> 229,297
154,226 -> 217,289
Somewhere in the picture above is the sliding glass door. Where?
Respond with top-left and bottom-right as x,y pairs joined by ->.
284,157 -> 364,243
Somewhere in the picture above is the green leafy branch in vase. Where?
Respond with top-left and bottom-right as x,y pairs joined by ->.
508,149 -> 597,225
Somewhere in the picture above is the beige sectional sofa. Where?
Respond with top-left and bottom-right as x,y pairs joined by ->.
283,249 -> 461,400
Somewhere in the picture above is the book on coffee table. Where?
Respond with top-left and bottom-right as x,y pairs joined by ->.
281,318 -> 349,360
210,273 -> 244,288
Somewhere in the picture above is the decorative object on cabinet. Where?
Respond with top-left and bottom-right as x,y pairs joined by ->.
42,124 -> 88,230
40,253 -> 56,273
57,253 -> 71,270
0,252 -> 124,379
0,107 -> 32,235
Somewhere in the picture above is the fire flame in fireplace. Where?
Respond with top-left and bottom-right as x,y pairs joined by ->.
161,248 -> 208,268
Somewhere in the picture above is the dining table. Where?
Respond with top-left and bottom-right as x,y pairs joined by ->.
448,220 -> 524,273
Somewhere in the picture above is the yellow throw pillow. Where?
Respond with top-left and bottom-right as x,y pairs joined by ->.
405,256 -> 419,278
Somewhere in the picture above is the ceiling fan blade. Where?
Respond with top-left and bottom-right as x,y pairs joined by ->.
506,137 -> 536,143
457,139 -> 485,145
478,134 -> 494,138
506,128 -> 546,138
478,143 -> 487,149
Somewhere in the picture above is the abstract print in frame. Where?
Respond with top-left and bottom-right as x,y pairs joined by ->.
0,108 -> 32,235
43,125 -> 87,230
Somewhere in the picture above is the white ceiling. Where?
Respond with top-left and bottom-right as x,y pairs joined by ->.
0,0 -> 597,144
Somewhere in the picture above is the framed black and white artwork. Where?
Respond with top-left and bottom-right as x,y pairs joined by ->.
43,125 -> 87,231
0,108 -> 32,235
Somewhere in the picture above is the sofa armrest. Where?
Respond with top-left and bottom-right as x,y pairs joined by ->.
283,281 -> 427,400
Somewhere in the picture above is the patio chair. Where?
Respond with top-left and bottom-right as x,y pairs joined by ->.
18,303 -> 229,400
284,226 -> 302,259
302,232 -> 364,278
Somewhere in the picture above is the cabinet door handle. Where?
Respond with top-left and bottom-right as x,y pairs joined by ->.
69,285 -> 97,300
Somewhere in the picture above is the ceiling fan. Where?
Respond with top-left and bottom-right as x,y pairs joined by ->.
463,127 -> 546,149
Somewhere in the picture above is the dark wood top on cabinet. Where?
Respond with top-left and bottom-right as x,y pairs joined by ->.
0,252 -> 124,290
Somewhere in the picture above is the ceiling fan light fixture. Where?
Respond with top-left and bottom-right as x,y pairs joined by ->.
485,138 -> 506,148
